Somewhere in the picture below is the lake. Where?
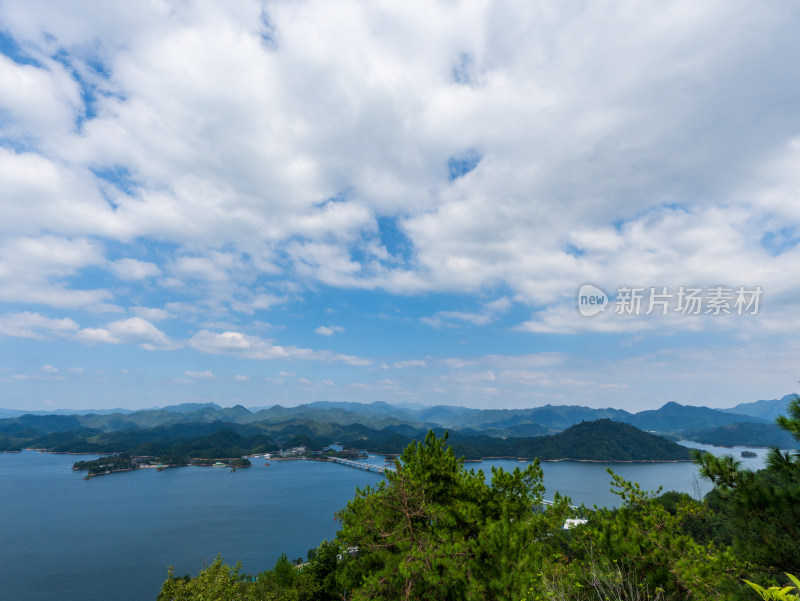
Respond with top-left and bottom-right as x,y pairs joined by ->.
0,443 -> 769,601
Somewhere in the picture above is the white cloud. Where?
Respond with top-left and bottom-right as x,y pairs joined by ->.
0,54 -> 82,146
1,0 -> 800,411
41,364 -> 58,373
188,329 -> 370,365
393,359 -> 427,369
76,327 -> 120,345
76,317 -> 178,350
185,370 -> 215,380
422,296 -> 511,329
110,258 -> 161,280
0,312 -> 79,340
0,235 -> 113,309
233,374 -> 249,381
0,0 -> 797,323
315,325 -> 344,336
131,306 -> 173,321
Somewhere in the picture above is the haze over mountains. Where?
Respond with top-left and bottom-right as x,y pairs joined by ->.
1,394 -> 797,455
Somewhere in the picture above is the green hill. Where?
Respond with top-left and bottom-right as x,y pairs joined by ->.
683,422 -> 799,449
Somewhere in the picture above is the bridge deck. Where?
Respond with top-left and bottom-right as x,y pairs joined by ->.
327,457 -> 574,508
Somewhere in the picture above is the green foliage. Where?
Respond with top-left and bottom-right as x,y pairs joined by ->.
73,453 -> 136,475
532,555 -> 668,601
692,396 -> 800,575
690,449 -> 747,491
775,396 -> 800,442
157,555 -> 253,601
3,408 -> 691,462
744,573 -> 800,600
334,430 -> 564,600
556,470 -> 741,600
155,425 -> 797,601
684,422 -> 797,449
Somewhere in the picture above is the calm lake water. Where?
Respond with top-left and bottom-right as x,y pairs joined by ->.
0,443 -> 769,601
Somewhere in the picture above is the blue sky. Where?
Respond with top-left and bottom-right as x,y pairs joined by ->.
1,0 -> 799,412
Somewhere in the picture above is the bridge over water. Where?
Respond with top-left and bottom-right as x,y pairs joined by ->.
327,457 -> 575,509
328,457 -> 395,474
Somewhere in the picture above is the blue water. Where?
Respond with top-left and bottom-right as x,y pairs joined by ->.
0,453 -> 383,601
0,444 -> 769,601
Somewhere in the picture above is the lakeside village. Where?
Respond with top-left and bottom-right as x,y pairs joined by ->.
71,445 -> 374,478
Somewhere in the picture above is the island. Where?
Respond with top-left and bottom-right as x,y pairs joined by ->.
72,453 -> 251,478
0,404 -> 694,477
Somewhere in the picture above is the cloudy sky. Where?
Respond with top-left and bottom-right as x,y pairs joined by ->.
1,0 -> 799,412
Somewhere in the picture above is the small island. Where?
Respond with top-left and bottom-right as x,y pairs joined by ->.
73,453 -> 251,478
741,450 -> 757,458
72,453 -> 138,477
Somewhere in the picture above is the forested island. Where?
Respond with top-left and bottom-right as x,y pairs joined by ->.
3,417 -> 690,466
71,453 -> 252,477
2,397 -> 794,459
155,397 -> 800,601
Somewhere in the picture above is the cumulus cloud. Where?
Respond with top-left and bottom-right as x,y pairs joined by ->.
422,296 -> 511,329
2,1 -> 800,410
0,312 -> 79,339
185,370 -> 215,380
393,359 -> 427,369
315,325 -> 344,336
76,317 -> 178,350
0,235 -> 114,309
188,329 -> 369,365
0,0 -> 797,332
130,306 -> 173,321
110,258 -> 161,280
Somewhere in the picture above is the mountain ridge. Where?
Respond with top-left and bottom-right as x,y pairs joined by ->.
1,395 -> 796,449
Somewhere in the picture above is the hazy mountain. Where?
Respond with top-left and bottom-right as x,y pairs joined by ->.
0,407 -> 135,418
624,402 -> 766,432
341,419 -> 690,461
159,402 -> 224,414
683,422 -> 799,449
515,419 -> 690,461
0,395 -> 789,450
721,394 -> 797,421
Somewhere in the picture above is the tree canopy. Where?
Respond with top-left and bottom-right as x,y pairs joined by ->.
158,409 -> 800,601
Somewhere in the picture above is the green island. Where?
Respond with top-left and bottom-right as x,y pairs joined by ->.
152,398 -> 800,601
65,419 -> 685,480
4,397 -> 799,599
72,453 -> 252,477
2,398 -> 790,462
0,414 -> 691,464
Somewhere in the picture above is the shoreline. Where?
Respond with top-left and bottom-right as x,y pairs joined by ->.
18,447 -> 694,465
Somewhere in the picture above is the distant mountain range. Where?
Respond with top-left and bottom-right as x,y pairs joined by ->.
0,416 -> 690,462
720,394 -> 798,421
0,393 -> 796,452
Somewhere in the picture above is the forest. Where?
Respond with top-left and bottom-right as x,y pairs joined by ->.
156,398 -> 800,601
0,417 -> 690,462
